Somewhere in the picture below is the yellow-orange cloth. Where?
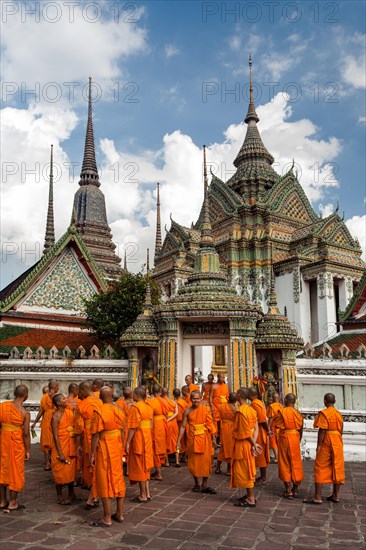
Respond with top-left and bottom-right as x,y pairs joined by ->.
273,407 -> 304,484
40,393 -> 56,451
230,403 -> 257,489
165,397 -> 179,454
186,404 -> 216,478
127,401 -> 153,483
211,384 -> 229,421
250,399 -> 270,468
176,398 -> 188,453
267,402 -> 283,450
188,383 -> 200,395
74,395 -> 102,486
51,408 -> 77,485
314,407 -> 345,485
0,402 -> 26,492
217,403 -> 236,463
202,383 -> 213,402
93,391 -> 100,399
91,403 -> 126,498
148,397 -> 168,468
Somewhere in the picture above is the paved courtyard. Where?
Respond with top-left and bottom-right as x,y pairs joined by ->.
0,444 -> 365,550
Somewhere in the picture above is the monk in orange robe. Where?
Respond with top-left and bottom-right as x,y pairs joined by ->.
126,386 -> 154,503
116,386 -> 133,417
201,374 -> 215,402
31,379 -> 59,471
177,391 -> 217,493
148,384 -> 168,481
51,393 -> 80,505
267,392 -> 283,463
89,386 -> 126,527
185,375 -> 200,395
209,373 -> 229,437
215,392 -> 237,475
272,393 -> 303,499
0,385 -> 30,511
74,381 -> 102,508
161,387 -> 179,467
182,385 -> 192,406
92,378 -> 104,399
173,388 -> 188,460
231,387 -> 261,508
304,393 -> 345,504
66,383 -> 81,482
249,387 -> 270,484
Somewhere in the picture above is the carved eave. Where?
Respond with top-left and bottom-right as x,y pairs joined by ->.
0,226 -> 107,314
340,269 -> 366,323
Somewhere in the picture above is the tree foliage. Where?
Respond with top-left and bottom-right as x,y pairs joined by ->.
84,271 -> 160,354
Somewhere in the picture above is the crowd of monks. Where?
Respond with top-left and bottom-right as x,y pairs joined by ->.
0,374 -> 345,526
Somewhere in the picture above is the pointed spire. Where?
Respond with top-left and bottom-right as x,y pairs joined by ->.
154,182 -> 162,262
144,249 -> 152,308
200,145 -> 214,248
245,54 -> 259,124
43,144 -> 55,254
79,77 -> 100,187
268,248 -> 281,315
124,248 -> 128,271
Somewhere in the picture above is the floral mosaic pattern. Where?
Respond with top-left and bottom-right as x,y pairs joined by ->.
23,248 -> 96,312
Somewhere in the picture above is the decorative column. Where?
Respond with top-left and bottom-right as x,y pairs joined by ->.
127,347 -> 138,388
281,349 -> 298,395
317,272 -> 337,341
229,318 -> 257,390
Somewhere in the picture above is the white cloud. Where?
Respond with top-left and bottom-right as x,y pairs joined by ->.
164,44 -> 180,58
1,3 -> 147,92
343,52 -> 366,89
228,36 -> 241,51
319,203 -> 335,218
358,116 -> 366,124
346,215 -> 366,261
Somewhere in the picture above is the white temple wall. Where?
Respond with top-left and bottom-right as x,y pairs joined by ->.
317,273 -> 337,342
275,272 -> 292,317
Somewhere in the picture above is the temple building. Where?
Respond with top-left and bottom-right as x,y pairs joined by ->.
0,78 -> 122,358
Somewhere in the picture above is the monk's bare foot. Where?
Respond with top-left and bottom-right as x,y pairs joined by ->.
0,502 -> 8,509
326,495 -> 340,503
303,498 -> 322,505
111,513 -> 124,523
57,498 -> 71,506
255,477 -> 267,485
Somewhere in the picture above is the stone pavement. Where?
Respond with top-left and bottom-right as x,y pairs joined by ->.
0,445 -> 365,550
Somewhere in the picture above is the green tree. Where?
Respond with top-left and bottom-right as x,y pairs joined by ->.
84,271 -> 159,356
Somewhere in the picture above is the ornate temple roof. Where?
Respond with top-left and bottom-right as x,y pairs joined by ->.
73,78 -> 122,279
0,221 -> 107,315
255,268 -> 303,350
340,269 -> 366,325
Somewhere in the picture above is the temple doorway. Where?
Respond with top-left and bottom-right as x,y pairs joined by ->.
189,345 -> 229,386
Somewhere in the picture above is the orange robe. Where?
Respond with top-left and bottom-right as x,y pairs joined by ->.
0,402 -> 26,492
91,403 -> 126,498
230,403 -> 257,489
211,383 -> 229,422
165,397 -> 178,454
250,399 -> 270,468
217,403 -> 236,463
74,395 -> 102,486
40,393 -> 56,451
51,408 -> 77,485
202,383 -> 213,402
273,407 -> 304,484
93,391 -> 101,399
186,404 -> 216,478
148,397 -> 168,468
66,396 -> 81,476
176,398 -> 188,453
115,398 -> 131,458
267,402 -> 283,450
127,400 -> 153,483
314,407 -> 345,485
188,383 -> 200,396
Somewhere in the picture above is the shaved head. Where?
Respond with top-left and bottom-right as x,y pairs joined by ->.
229,392 -> 237,403
207,374 -> 214,382
133,386 -> 146,400
152,383 -> 161,395
237,387 -> 249,400
48,379 -> 59,390
123,387 -> 132,399
52,393 -> 64,407
173,388 -> 180,399
68,383 -> 79,395
100,386 -> 113,403
14,384 -> 28,399
181,385 -> 190,396
79,381 -> 91,392
324,393 -> 336,405
284,393 -> 296,405
191,390 -> 201,399
161,387 -> 168,397
249,387 -> 258,399
92,378 -> 104,390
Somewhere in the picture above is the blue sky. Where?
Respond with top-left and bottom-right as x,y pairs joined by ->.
1,0 -> 365,287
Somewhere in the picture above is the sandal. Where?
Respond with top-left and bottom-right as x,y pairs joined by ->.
326,495 -> 340,503
234,499 -> 256,508
90,519 -> 111,527
84,502 -> 99,510
111,513 -> 124,523
6,504 -> 26,512
303,498 -> 322,505
58,500 -> 71,506
201,487 -> 217,494
192,485 -> 201,492
129,496 -> 148,503
282,492 -> 293,500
